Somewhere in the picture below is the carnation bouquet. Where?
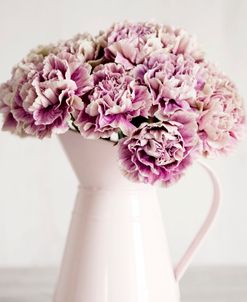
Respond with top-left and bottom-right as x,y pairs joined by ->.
0,21 -> 245,186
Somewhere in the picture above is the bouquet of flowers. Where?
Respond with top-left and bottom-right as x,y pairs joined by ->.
0,21 -> 245,186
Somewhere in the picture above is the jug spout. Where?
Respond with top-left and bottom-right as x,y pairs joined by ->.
58,130 -> 143,189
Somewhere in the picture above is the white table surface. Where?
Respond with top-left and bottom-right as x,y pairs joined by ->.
0,267 -> 246,302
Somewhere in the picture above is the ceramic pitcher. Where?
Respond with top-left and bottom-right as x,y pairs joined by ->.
54,130 -> 220,302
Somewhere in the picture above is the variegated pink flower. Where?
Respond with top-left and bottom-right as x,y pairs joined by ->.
103,22 -> 163,69
75,63 -> 152,139
104,21 -> 157,44
197,65 -> 245,155
157,24 -> 204,62
2,52 -> 93,138
23,43 -> 60,66
58,33 -> 101,62
119,111 -> 199,186
102,22 -> 204,70
0,43 -> 66,137
133,51 -> 207,118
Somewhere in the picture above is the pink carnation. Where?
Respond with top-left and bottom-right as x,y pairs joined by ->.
102,22 -> 204,70
3,52 -> 92,138
58,33 -> 101,62
22,44 -> 60,66
198,65 -> 245,155
104,21 -> 157,44
133,51 -> 207,118
118,111 -> 199,186
0,43 -> 66,136
157,24 -> 204,61
75,63 -> 152,139
103,22 -> 163,69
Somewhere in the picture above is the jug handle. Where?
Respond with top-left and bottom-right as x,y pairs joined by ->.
174,160 -> 221,282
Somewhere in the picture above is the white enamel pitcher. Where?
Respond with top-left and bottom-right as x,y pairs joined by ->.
54,130 -> 220,302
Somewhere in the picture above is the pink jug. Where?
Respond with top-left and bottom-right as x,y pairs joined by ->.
54,130 -> 220,302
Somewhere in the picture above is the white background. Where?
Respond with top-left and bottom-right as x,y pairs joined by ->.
0,0 -> 246,268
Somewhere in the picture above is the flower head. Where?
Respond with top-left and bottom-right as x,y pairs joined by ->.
58,33 -> 101,63
75,63 -> 152,139
197,64 -> 245,155
104,21 -> 157,44
103,21 -> 163,69
157,24 -> 204,61
102,21 -> 204,70
23,43 -> 60,65
119,111 -> 199,186
2,52 -> 93,138
133,51 -> 207,118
